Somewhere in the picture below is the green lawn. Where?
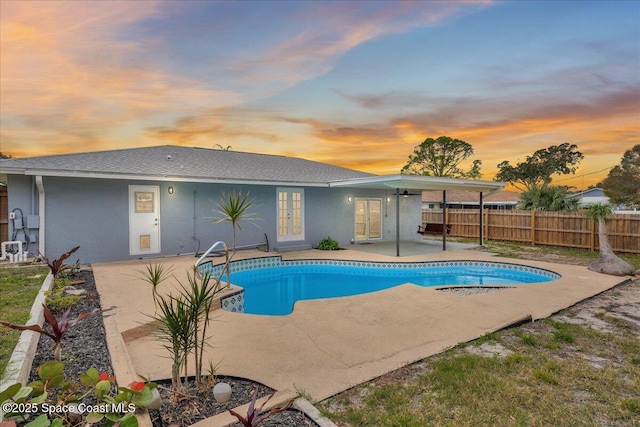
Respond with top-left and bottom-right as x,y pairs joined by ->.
0,265 -> 49,376
321,315 -> 640,426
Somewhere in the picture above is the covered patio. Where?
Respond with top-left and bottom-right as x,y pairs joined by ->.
349,239 -> 479,256
331,174 -> 506,255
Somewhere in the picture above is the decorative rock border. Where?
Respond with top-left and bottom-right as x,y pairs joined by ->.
0,272 -> 54,392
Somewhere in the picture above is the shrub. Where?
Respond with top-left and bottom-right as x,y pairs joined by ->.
318,236 -> 339,251
0,360 -> 157,426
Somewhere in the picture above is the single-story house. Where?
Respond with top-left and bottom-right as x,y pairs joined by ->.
0,145 -> 504,263
567,188 -> 609,207
567,187 -> 639,213
422,190 -> 520,210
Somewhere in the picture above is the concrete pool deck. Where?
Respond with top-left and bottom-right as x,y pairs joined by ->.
93,244 -> 630,404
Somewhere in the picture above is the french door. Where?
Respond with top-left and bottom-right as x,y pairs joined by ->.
354,198 -> 382,240
277,188 -> 304,242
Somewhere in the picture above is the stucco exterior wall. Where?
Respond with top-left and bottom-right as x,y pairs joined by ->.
7,176 -> 423,263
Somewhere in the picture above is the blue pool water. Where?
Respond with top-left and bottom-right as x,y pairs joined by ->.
221,261 -> 558,316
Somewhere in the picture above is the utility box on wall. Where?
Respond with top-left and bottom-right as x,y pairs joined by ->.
27,215 -> 40,229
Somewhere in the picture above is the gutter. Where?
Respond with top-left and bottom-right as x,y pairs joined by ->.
14,170 -> 332,188
35,176 -> 45,255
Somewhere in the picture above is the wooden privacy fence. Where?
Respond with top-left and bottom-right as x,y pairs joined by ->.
422,209 -> 640,254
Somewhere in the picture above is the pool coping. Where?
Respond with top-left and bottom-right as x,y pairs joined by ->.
93,248 -> 631,408
206,256 -> 562,315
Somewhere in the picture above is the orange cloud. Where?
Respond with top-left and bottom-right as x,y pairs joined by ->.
0,1 -> 241,156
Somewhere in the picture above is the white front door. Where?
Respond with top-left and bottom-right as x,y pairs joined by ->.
277,188 -> 304,242
129,185 -> 161,255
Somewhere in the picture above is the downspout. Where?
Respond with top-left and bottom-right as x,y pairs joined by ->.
35,176 -> 45,255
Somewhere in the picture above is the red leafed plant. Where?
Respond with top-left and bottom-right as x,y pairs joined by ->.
229,389 -> 294,427
37,245 -> 80,278
0,303 -> 98,360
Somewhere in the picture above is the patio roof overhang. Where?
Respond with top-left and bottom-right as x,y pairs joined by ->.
329,174 -> 506,193
330,174 -> 507,256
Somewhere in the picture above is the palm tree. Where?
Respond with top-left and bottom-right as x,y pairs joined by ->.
519,186 -> 579,211
211,191 -> 257,252
585,203 -> 635,276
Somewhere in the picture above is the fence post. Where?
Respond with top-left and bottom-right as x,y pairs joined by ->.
590,217 -> 596,252
531,210 -> 536,246
485,208 -> 489,241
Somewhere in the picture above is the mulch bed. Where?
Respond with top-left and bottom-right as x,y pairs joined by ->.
26,268 -> 318,427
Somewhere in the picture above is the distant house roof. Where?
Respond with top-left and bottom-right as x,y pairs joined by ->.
0,145 -> 373,186
567,187 -> 609,207
422,190 -> 520,205
567,188 -> 607,199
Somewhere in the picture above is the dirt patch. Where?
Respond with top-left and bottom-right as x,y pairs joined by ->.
554,278 -> 640,336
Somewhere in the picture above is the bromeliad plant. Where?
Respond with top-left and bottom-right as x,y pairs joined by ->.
37,246 -> 80,279
0,304 -> 98,360
229,389 -> 294,427
0,360 -> 158,427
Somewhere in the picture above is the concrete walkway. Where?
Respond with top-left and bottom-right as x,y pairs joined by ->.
93,246 -> 628,402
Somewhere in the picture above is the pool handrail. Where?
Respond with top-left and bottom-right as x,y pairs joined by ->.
195,240 -> 231,288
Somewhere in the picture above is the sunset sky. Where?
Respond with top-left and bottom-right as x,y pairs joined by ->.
1,0 -> 638,189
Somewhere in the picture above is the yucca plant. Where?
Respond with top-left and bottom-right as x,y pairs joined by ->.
151,266 -> 227,390
137,263 -> 174,314
153,293 -> 194,390
211,191 -> 258,252
178,267 -> 225,385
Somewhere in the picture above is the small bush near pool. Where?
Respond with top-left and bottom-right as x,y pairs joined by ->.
318,236 -> 340,250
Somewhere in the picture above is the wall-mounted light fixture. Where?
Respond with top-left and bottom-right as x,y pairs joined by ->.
347,196 -> 352,202
168,186 -> 174,194
386,196 -> 391,202
402,189 -> 409,198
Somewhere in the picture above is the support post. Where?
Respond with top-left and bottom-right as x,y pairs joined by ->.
396,187 -> 400,257
442,190 -> 447,251
479,192 -> 484,246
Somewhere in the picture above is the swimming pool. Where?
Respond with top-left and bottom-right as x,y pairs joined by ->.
200,257 -> 561,316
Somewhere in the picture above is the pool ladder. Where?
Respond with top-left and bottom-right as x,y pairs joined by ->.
195,240 -> 231,288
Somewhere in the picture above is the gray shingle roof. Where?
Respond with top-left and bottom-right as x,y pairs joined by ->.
0,145 -> 373,184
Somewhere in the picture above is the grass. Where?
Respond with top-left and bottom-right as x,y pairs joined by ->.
319,243 -> 640,426
320,317 -> 640,426
479,240 -> 640,269
0,265 -> 49,376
